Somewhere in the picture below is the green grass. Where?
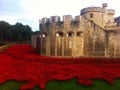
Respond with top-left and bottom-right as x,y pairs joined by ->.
0,78 -> 120,90
0,80 -> 25,90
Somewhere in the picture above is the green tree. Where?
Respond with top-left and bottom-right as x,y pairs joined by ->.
0,21 -> 12,41
11,22 -> 32,41
0,21 -> 33,42
32,30 -> 40,35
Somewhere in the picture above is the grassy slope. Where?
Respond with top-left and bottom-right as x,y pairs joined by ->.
0,79 -> 120,90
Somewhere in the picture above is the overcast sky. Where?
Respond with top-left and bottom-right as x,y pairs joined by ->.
0,0 -> 120,31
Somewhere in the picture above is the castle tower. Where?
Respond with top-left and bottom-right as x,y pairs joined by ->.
80,3 -> 115,28
102,3 -> 115,25
81,5 -> 105,27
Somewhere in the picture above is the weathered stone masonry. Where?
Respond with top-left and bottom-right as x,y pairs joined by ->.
32,3 -> 120,58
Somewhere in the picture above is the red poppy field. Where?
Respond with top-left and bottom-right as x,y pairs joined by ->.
0,44 -> 120,90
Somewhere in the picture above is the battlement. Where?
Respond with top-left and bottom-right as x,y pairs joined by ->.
40,15 -> 81,25
40,18 -> 50,24
39,3 -> 116,32
107,9 -> 115,14
63,15 -> 72,23
50,16 -> 60,22
81,7 -> 105,14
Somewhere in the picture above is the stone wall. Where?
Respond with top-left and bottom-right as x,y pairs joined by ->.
49,32 -> 84,57
107,30 -> 120,58
32,11 -> 120,58
80,16 -> 106,57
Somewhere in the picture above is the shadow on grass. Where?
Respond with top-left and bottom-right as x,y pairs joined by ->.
0,78 -> 120,90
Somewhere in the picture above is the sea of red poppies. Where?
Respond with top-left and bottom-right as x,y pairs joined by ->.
0,44 -> 120,90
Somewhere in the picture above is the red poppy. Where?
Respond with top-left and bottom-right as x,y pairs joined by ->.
0,44 -> 120,90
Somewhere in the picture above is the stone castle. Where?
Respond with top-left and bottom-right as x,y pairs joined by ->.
32,3 -> 120,58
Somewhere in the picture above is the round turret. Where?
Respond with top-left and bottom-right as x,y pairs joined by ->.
81,7 -> 105,15
81,7 -> 105,27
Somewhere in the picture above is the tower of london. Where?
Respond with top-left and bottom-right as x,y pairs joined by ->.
32,3 -> 120,58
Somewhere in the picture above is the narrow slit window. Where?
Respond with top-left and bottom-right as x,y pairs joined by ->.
67,32 -> 74,37
90,13 -> 93,18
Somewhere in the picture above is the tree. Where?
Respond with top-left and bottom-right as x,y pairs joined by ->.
11,22 -> 32,41
0,21 -> 12,41
0,21 -> 33,42
32,30 -> 40,35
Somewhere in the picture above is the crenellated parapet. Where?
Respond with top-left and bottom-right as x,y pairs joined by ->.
40,18 -> 50,24
107,9 -> 115,14
81,7 -> 105,15
39,15 -> 81,34
50,16 -> 61,22
40,15 -> 81,24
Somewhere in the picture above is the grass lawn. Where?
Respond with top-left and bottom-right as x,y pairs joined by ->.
0,78 -> 120,90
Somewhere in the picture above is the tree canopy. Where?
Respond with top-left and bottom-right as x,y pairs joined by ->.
0,21 -> 39,42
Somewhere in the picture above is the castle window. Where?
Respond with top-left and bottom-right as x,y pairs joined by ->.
56,32 -> 63,37
77,32 -> 83,37
67,32 -> 74,37
42,34 -> 46,37
90,13 -> 93,18
42,33 -> 47,37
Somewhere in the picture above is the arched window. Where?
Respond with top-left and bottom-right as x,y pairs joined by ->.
90,13 -> 93,18
56,32 -> 63,37
42,33 -> 47,37
67,32 -> 74,37
77,32 -> 83,37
